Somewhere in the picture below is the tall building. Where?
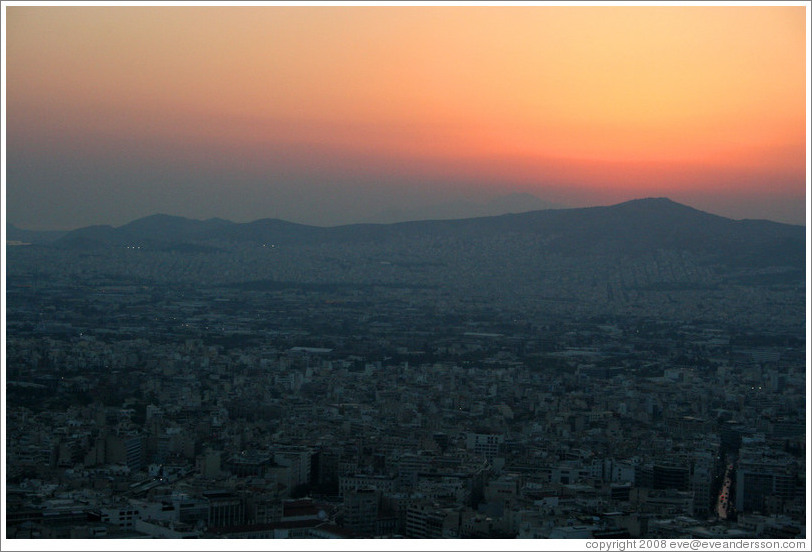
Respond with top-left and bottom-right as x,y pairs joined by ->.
204,490 -> 244,528
124,435 -> 144,472
404,502 -> 447,538
274,446 -> 313,489
196,448 -> 222,479
691,453 -> 716,518
466,432 -> 504,461
104,432 -> 145,472
735,448 -> 796,514
652,463 -> 689,492
343,488 -> 379,536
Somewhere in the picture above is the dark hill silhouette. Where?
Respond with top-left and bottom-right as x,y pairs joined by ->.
6,223 -> 68,244
117,214 -> 236,242
49,198 -> 804,270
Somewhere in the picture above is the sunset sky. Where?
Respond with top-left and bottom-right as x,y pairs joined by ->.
4,3 -> 809,229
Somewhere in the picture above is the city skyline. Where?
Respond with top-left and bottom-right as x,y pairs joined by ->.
4,3 -> 809,231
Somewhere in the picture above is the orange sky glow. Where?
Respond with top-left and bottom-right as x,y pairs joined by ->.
5,4 -> 808,228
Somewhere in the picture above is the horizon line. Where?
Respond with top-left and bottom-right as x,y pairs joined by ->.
5,196 -> 807,233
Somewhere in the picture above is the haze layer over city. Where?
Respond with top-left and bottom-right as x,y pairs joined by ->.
2,2 -> 809,548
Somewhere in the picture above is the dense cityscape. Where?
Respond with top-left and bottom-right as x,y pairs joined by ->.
5,2 -> 808,548
4,203 -> 807,541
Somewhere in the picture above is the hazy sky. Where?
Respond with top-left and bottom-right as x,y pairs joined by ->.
4,3 -> 809,230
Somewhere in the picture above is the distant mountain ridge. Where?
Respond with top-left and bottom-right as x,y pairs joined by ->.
6,224 -> 68,244
22,197 -> 806,270
366,192 -> 565,223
